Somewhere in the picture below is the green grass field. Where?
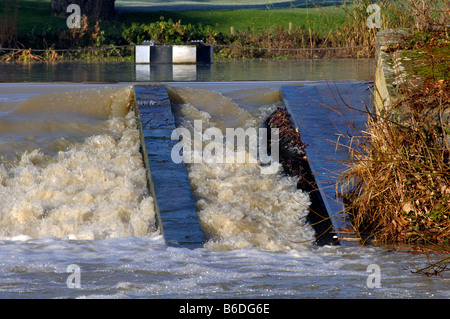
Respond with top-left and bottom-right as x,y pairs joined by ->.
117,6 -> 348,36
3,0 -> 348,38
2,0 -> 370,60
6,0 -> 65,33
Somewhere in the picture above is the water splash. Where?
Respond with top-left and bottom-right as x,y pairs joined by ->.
168,86 -> 315,251
0,86 -> 156,240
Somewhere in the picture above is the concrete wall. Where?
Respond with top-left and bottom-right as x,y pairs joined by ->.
135,44 -> 213,64
374,29 -> 449,145
373,29 -> 411,115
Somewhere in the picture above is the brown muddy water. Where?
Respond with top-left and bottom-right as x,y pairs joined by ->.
0,60 -> 448,299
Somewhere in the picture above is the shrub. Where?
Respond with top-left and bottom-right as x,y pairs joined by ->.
121,18 -> 217,45
339,80 -> 450,245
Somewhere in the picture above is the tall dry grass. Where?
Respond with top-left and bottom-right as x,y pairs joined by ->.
339,81 -> 449,245
215,1 -> 383,60
337,0 -> 450,246
215,0 -> 447,60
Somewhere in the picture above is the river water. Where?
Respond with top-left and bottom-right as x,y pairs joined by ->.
0,60 -> 449,300
1,59 -> 374,83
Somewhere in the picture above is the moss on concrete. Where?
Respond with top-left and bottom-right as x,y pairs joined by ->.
399,45 -> 450,81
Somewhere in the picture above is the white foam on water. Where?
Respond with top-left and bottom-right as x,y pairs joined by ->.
0,86 -> 157,240
168,86 -> 316,251
1,233 -> 449,299
0,84 -> 450,300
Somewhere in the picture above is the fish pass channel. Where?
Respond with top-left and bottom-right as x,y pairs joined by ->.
0,80 -> 449,299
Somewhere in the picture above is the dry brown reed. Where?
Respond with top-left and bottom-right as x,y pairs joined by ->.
337,0 -> 449,247
0,15 -> 123,62
215,9 -> 379,60
0,49 -> 44,62
339,81 -> 449,245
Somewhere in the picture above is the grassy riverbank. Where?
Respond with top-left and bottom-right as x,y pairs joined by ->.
338,0 -> 449,251
0,0 -> 384,61
116,6 -> 348,36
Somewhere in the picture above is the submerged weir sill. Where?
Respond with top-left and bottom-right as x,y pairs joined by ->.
131,82 -> 371,248
131,86 -> 164,241
280,83 -> 374,245
132,84 -> 204,248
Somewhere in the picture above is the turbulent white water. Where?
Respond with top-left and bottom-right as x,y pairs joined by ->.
0,86 -> 156,240
168,87 -> 315,251
1,82 -> 449,299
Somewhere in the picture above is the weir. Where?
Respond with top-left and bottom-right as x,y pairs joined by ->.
280,81 -> 373,244
132,84 -> 204,248
0,69 -> 373,250
131,81 -> 372,247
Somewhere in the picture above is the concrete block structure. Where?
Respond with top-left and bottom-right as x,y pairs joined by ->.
135,43 -> 213,64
